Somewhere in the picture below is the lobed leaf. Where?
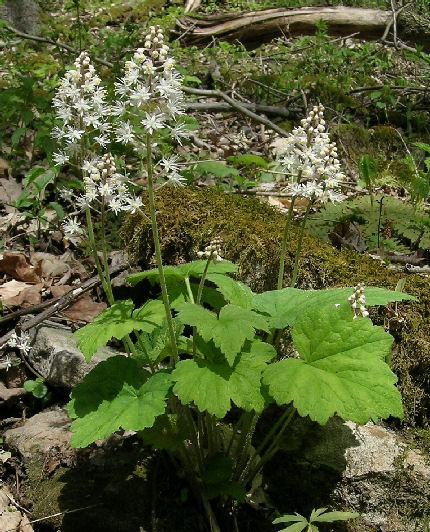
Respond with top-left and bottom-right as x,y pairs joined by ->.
263,305 -> 403,425
68,356 -> 173,448
73,299 -> 165,361
206,273 -> 253,308
172,341 -> 274,417
252,286 -> 416,330
176,303 -> 269,364
126,260 -> 237,287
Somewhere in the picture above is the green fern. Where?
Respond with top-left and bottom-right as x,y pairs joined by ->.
308,195 -> 430,251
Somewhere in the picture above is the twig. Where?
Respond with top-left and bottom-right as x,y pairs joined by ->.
182,86 -> 289,137
1,22 -> 113,68
2,503 -> 103,532
184,101 -> 295,118
0,262 -> 128,349
5,493 -> 31,516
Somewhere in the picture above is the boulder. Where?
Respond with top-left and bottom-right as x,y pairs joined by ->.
29,325 -> 119,388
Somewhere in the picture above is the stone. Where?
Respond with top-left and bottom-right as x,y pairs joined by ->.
29,324 -> 119,388
294,417 -> 430,531
0,0 -> 41,36
3,407 -> 73,464
0,485 -> 33,532
0,381 -> 26,403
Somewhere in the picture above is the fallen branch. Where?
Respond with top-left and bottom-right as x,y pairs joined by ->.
184,100 -> 297,118
0,262 -> 128,349
182,86 -> 289,136
174,6 -> 430,51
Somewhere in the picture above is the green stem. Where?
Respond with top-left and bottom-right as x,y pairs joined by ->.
183,406 -> 205,476
196,255 -> 212,306
145,134 -> 178,365
193,255 -> 212,356
100,198 -> 114,304
290,201 -> 312,288
85,207 -> 112,303
277,197 -> 296,290
184,277 -> 195,304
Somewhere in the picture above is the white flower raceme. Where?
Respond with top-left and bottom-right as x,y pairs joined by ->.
273,104 -> 344,203
197,237 -> 223,263
348,283 -> 369,319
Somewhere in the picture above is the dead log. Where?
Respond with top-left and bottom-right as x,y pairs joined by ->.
173,6 -> 430,52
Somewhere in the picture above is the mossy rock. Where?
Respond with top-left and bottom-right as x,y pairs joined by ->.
121,185 -> 430,426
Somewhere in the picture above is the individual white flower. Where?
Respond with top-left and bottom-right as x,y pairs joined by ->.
65,127 -> 85,143
125,196 -> 143,214
52,151 -> 69,166
141,113 -> 165,134
115,121 -> 135,144
8,331 -> 32,356
62,216 -> 84,238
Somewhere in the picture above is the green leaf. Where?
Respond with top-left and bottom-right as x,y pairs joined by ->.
312,511 -> 359,523
73,299 -> 165,361
48,201 -> 64,220
33,170 -> 55,193
173,341 -> 273,417
24,167 -> 45,187
276,523 -> 308,532
68,356 -> 172,447
309,508 -> 327,521
252,287 -> 416,329
273,514 -> 307,524
176,303 -> 269,364
194,161 -> 239,178
24,378 -> 48,399
206,273 -> 253,308
12,127 -> 26,146
126,260 -> 237,286
203,453 -> 233,484
358,155 -> 377,187
226,154 -> 268,168
263,305 -> 403,425
413,141 -> 430,154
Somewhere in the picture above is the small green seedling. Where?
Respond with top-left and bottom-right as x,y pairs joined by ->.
24,378 -> 48,399
273,507 -> 359,532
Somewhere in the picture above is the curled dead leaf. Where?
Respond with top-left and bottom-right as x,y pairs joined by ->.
0,253 -> 40,283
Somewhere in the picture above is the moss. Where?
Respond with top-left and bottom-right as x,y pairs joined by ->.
121,185 -> 430,426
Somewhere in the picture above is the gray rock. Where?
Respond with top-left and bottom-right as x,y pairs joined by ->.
0,0 -> 41,36
298,418 -> 430,531
29,324 -> 119,388
4,406 -> 73,463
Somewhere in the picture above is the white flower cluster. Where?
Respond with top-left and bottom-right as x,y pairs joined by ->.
273,104 -> 344,202
348,283 -> 369,319
81,153 -> 143,213
52,51 -> 110,166
62,216 -> 85,244
113,25 -> 189,186
8,331 -> 32,355
197,237 -> 223,263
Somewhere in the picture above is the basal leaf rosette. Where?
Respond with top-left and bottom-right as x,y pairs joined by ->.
263,305 -> 403,425
68,356 -> 173,447
172,341 -> 275,418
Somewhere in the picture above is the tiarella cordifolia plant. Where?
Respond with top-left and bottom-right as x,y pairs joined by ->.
274,104 -> 345,289
49,30 -> 416,532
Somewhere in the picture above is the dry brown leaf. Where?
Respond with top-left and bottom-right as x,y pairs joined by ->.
50,285 -> 73,298
31,252 -> 70,279
0,252 -> 41,283
0,176 -> 22,213
61,294 -> 106,322
0,279 -> 42,308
